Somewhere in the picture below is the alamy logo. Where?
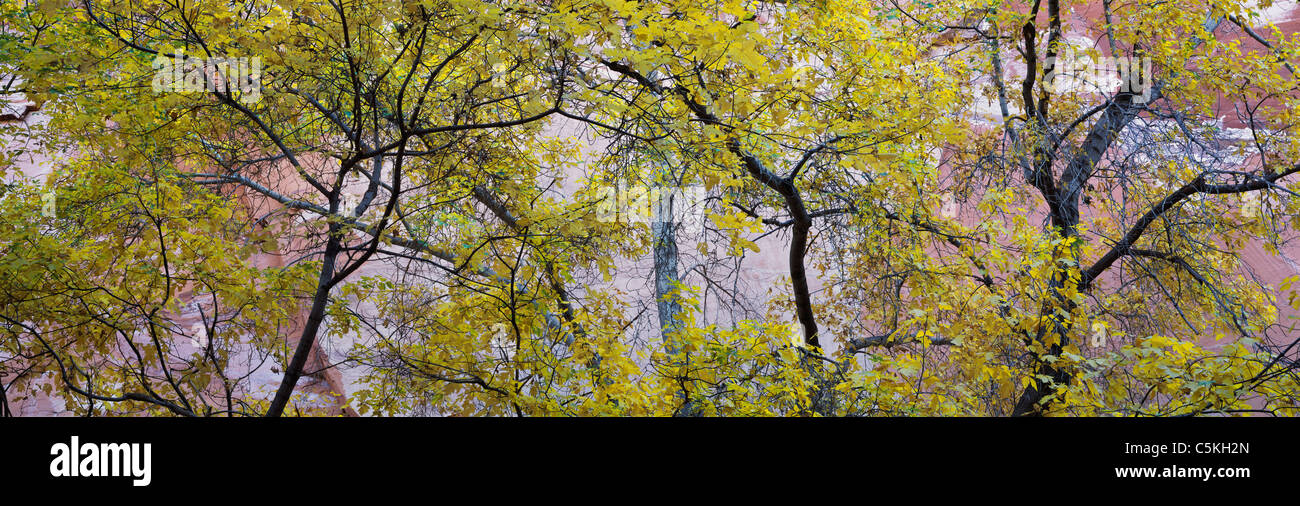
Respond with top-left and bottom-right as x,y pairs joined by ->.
49,436 -> 152,486
152,49 -> 262,103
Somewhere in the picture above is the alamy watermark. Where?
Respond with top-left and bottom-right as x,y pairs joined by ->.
593,183 -> 707,234
152,49 -> 262,103
1042,49 -> 1153,103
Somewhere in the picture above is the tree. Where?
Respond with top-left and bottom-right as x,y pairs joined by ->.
2,0 -> 595,416
1,0 -> 1298,417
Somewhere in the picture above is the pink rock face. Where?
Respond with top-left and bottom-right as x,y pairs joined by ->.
4,4 -> 1298,416
1,101 -> 358,416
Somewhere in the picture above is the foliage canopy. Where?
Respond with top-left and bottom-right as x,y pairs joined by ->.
2,0 -> 1300,416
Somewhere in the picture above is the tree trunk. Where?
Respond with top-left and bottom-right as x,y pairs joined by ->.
265,227 -> 341,417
